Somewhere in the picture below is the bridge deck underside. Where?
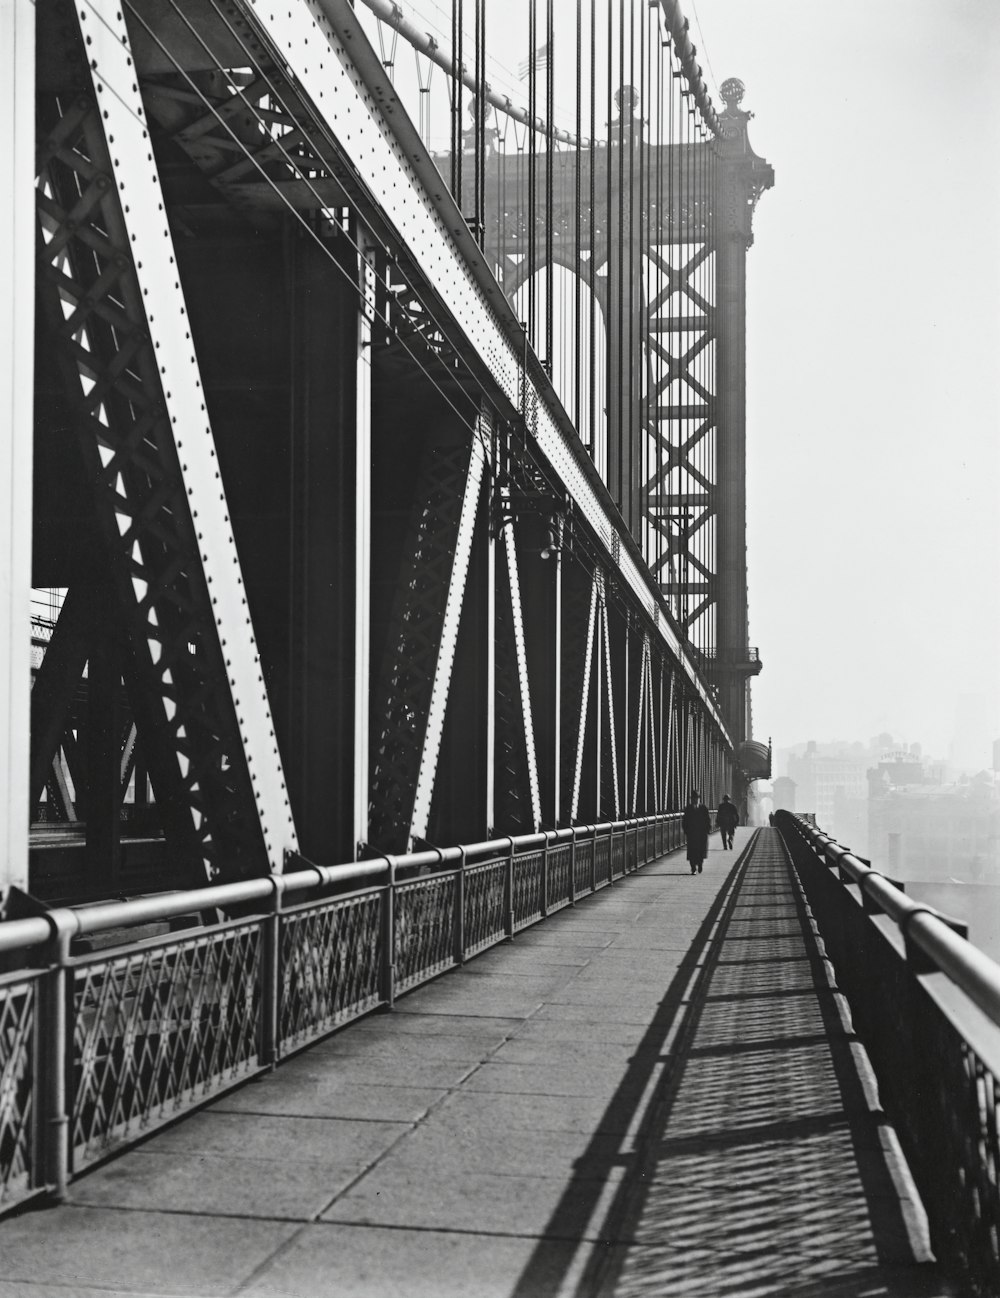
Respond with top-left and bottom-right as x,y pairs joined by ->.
0,831 -> 953,1297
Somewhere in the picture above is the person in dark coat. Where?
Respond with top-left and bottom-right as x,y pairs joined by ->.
717,794 -> 739,850
682,791 -> 712,875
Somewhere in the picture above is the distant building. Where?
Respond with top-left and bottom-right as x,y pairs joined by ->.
868,770 -> 1000,883
787,741 -> 868,832
772,776 -> 796,813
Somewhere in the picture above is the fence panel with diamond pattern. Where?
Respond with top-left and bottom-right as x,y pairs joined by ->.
595,835 -> 611,886
395,874 -> 457,992
512,851 -> 544,930
547,845 -> 572,912
575,840 -> 594,894
611,833 -> 625,878
464,859 -> 507,955
279,890 -> 384,1054
71,920 -> 264,1170
0,972 -> 42,1210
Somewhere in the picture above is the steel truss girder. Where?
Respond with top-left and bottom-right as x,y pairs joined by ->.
643,240 -> 718,633
368,436 -> 479,853
35,0 -> 295,880
231,0 -> 727,739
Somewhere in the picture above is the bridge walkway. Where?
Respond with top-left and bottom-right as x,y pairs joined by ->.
0,830 -> 955,1297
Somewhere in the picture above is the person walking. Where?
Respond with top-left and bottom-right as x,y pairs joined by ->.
717,793 -> 739,850
682,790 -> 712,875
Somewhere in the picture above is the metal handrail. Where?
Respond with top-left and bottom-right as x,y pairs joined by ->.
779,814 -> 1000,1029
0,813 -> 684,958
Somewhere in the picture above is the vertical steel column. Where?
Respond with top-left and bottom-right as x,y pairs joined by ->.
485,514 -> 496,836
551,547 -> 562,826
354,235 -> 375,854
0,0 -> 33,898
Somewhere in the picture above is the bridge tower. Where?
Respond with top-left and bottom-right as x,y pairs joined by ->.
480,78 -> 773,752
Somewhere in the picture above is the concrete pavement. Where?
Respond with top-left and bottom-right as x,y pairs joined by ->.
0,830 -> 955,1297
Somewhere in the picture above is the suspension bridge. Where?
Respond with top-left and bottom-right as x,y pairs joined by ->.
0,0 -> 997,1294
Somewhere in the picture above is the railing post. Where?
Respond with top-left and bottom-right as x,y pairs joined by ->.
569,827 -> 577,906
455,847 -> 467,965
261,874 -> 286,1070
380,856 -> 396,1009
541,832 -> 550,917
42,911 -> 76,1202
505,837 -> 515,938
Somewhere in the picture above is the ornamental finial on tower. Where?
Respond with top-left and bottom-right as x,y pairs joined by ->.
720,78 -> 745,112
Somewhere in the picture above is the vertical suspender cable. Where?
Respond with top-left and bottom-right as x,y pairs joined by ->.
474,0 -> 485,247
451,0 -> 463,204
588,0 -> 597,458
574,0 -> 582,434
545,0 -> 554,375
528,0 -> 537,353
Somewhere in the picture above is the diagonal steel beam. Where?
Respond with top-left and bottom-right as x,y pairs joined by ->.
37,0 -> 296,877
409,418 -> 490,845
502,517 -> 542,833
570,573 -> 599,825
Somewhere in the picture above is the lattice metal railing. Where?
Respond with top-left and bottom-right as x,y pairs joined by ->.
547,845 -> 572,913
279,892 -> 383,1053
512,852 -> 544,930
464,859 -> 507,955
72,922 -> 263,1171
395,874 -> 458,992
0,810 -> 685,1213
776,812 -> 1000,1298
0,972 -> 40,1212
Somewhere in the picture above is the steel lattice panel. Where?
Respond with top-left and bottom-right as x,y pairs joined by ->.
547,845 -> 572,913
574,842 -> 595,895
463,860 -> 507,957
278,893 -> 383,1053
0,973 -> 40,1209
595,836 -> 611,887
394,875 -> 457,992
71,923 -> 262,1169
511,852 -> 544,930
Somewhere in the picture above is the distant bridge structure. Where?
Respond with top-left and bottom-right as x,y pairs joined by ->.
4,0 -> 771,907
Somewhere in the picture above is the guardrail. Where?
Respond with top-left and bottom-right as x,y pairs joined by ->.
774,811 -> 1000,1297
0,810 -> 696,1216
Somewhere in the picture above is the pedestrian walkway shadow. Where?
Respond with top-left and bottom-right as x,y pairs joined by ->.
512,832 -> 957,1298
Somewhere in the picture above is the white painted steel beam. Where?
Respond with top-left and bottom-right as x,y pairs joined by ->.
570,575 -> 599,824
409,419 -> 490,845
354,230 -> 375,856
503,521 -> 542,834
84,1 -> 296,871
601,596 -> 621,821
0,0 -> 34,897
240,0 -> 730,748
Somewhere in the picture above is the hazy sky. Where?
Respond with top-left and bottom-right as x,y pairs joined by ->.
690,1 -> 1000,761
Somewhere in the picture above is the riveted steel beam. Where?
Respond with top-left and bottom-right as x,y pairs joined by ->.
409,418 -> 490,846
235,0 -> 729,742
36,0 -> 296,880
0,0 -> 34,899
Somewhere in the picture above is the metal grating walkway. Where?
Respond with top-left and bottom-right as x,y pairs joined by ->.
0,830 -> 956,1297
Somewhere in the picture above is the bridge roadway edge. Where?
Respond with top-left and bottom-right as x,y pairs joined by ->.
0,829 -> 955,1298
